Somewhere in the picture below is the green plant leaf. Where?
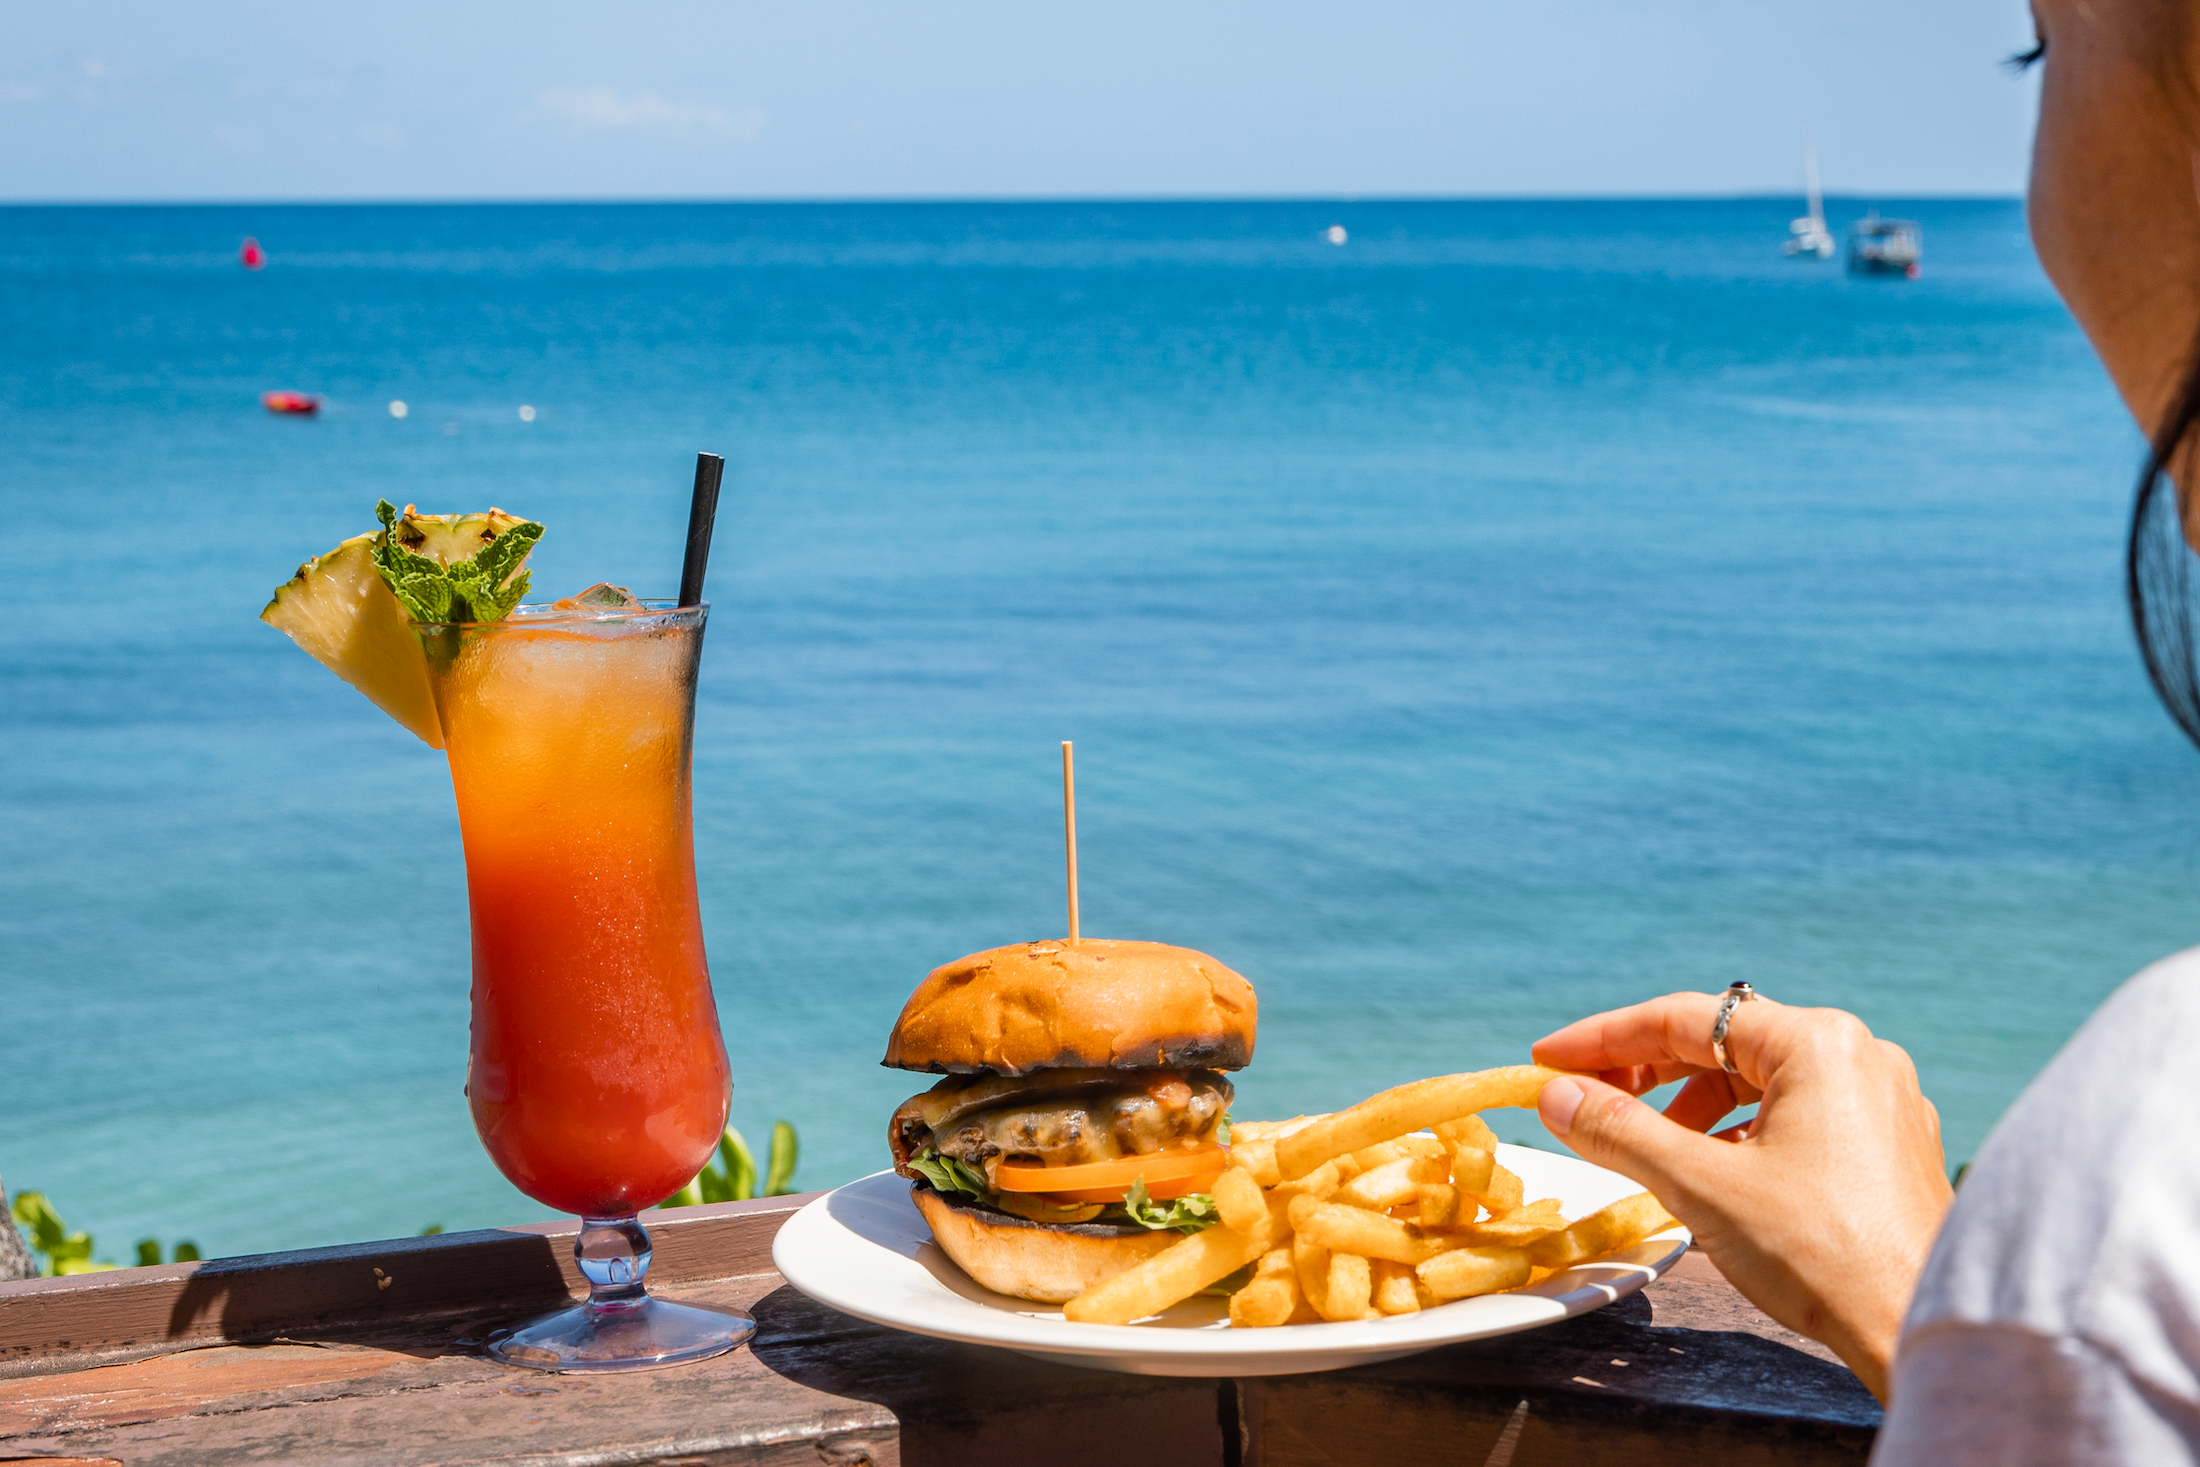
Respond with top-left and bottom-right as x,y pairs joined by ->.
174,1242 -> 202,1262
719,1126 -> 758,1201
9,1191 -> 114,1275
135,1239 -> 161,1268
417,1224 -> 444,1236
765,1120 -> 800,1196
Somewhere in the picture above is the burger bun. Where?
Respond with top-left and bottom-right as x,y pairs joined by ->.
912,1186 -> 1181,1304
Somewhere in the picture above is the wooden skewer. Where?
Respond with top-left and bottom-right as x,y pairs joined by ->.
1061,740 -> 1080,945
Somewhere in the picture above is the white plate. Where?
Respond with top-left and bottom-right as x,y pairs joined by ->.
772,1144 -> 1689,1376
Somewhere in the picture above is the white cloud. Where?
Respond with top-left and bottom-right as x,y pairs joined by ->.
538,86 -> 763,139
0,83 -> 42,104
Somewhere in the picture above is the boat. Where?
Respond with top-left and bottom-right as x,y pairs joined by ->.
262,391 -> 321,416
240,237 -> 266,270
1783,139 -> 1835,259
1848,213 -> 1921,278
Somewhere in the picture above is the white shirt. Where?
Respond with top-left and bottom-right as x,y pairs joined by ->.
1874,947 -> 2200,1463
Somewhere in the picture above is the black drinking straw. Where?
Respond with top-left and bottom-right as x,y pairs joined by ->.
679,452 -> 725,609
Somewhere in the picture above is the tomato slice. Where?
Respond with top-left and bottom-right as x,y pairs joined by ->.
1045,1171 -> 1219,1205
994,1146 -> 1227,1196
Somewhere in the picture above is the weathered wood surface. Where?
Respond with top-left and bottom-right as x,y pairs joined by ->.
0,1198 -> 1878,1466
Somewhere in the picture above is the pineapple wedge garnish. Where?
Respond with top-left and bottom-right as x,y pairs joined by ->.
262,504 -> 539,748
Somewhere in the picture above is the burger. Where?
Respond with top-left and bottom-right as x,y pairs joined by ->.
884,938 -> 1257,1303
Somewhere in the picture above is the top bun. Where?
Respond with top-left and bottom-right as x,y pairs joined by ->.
882,939 -> 1257,1076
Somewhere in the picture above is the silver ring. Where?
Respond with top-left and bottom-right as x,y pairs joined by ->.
1710,981 -> 1757,1075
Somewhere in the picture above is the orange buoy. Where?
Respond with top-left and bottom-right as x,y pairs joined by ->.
240,237 -> 266,270
262,391 -> 321,415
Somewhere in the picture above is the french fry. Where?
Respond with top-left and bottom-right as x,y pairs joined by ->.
1416,1183 -> 1464,1230
1348,1135 -> 1447,1172
1065,1197 -> 1286,1325
1228,1138 -> 1283,1188
1372,1259 -> 1421,1315
1335,1155 -> 1449,1211
1292,1234 -> 1330,1313
1324,1252 -> 1373,1320
1448,1145 -> 1496,1199
1230,1115 -> 1325,1143
1212,1166 -> 1269,1234
1433,1114 -> 1499,1152
1269,1156 -> 1345,1203
1460,1210 -> 1567,1248
1416,1245 -> 1532,1300
1275,1067 -> 1570,1180
1254,1246 -> 1294,1280
1525,1193 -> 1680,1270
1288,1194 -> 1461,1266
1481,1163 -> 1526,1216
1229,1275 -> 1299,1328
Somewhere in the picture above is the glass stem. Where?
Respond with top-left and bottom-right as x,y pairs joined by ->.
575,1215 -> 653,1312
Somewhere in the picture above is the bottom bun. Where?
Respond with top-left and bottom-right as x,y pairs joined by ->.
912,1186 -> 1181,1303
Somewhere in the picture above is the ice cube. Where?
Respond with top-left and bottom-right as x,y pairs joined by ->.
552,583 -> 644,610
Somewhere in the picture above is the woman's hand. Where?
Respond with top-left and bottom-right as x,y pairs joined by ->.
1531,995 -> 1953,1402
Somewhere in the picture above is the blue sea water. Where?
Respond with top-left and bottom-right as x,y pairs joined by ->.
4,199 -> 2195,1262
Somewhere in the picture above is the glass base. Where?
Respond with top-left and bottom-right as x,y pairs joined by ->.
487,1294 -> 757,1373
484,1213 -> 756,1373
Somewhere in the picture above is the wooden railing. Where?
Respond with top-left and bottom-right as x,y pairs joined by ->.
0,1195 -> 1877,1466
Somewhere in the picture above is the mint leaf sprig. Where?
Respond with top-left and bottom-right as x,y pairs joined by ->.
371,499 -> 545,624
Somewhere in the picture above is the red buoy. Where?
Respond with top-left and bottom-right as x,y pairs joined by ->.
262,391 -> 321,415
240,237 -> 266,270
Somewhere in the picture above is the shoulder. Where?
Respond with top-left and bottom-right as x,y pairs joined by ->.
1902,947 -> 2200,1404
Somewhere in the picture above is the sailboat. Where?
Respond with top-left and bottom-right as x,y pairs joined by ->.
1784,138 -> 1835,260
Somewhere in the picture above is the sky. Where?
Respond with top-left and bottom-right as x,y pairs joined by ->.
2,1 -> 2042,201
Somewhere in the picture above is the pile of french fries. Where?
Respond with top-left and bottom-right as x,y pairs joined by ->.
1061,1065 -> 1680,1327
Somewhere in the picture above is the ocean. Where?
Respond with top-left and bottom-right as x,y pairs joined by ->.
4,199 -> 2193,1262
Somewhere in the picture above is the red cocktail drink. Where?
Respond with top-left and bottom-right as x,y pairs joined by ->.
426,599 -> 753,1371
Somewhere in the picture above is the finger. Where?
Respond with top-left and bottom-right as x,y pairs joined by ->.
1532,993 -> 1730,1073
1533,992 -> 1789,1089
1538,1073 -> 1728,1208
1599,1061 -> 1714,1095
1710,1120 -> 1755,1143
1663,1072 -> 1741,1133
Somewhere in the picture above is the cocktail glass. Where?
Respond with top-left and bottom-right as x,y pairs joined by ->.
424,599 -> 754,1371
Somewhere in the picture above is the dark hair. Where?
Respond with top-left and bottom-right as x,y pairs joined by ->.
2127,336 -> 2200,745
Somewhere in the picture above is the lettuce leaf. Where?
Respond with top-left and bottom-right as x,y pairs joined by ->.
1122,1178 -> 1221,1233
908,1148 -> 991,1200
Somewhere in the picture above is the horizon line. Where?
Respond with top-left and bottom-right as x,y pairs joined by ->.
0,189 -> 2028,210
